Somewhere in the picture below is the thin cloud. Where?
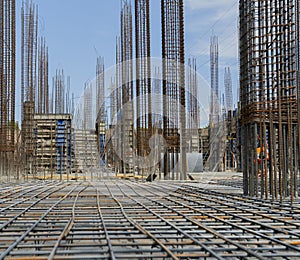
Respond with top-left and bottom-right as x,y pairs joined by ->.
185,0 -> 238,59
185,0 -> 235,10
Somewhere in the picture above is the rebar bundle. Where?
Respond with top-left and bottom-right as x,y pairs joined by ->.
239,0 -> 299,201
161,0 -> 186,179
0,0 -> 16,178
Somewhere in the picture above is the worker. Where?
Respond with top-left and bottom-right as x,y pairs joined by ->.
254,146 -> 269,177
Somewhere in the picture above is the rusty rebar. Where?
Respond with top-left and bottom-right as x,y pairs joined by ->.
239,0 -> 299,201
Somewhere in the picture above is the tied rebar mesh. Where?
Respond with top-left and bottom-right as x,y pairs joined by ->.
239,0 -> 299,202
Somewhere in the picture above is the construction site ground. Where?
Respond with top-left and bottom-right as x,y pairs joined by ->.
1,171 -> 300,259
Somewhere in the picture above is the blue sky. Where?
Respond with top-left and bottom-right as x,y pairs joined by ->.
15,0 -> 239,124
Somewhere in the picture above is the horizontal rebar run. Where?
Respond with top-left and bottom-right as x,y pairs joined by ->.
0,180 -> 300,259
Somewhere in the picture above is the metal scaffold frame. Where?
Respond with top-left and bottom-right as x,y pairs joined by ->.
0,0 -> 16,179
239,0 -> 299,201
161,0 -> 186,180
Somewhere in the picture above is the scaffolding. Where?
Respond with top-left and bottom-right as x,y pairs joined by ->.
161,0 -> 186,180
135,0 -> 152,176
0,0 -> 16,179
239,0 -> 299,201
33,114 -> 73,180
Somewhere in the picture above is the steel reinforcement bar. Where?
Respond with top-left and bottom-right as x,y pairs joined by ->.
0,180 -> 300,259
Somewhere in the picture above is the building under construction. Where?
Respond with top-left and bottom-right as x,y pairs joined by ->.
1,0 -> 300,258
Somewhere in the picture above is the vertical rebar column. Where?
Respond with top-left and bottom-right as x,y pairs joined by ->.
135,0 -> 152,176
161,0 -> 186,180
54,69 -> 65,114
21,0 -> 38,176
224,67 -> 233,112
96,57 -> 106,166
37,37 -> 49,114
114,36 -> 122,174
83,83 -> 92,130
187,58 -> 199,152
0,0 -> 16,178
152,67 -> 162,126
239,0 -> 298,201
209,35 -> 220,171
187,58 -> 199,130
96,56 -> 105,119
296,0 -> 300,199
120,1 -> 134,174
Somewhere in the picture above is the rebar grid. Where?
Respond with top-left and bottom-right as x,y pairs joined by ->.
0,180 -> 300,259
0,0 -> 16,178
239,0 -> 299,201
